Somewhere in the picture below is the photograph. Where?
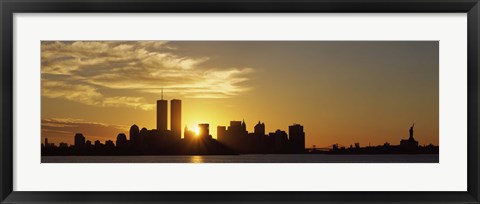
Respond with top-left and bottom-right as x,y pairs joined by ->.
40,41 -> 439,163
2,0 -> 478,202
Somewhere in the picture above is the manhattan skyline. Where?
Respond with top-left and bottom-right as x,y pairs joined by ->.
41,41 -> 439,148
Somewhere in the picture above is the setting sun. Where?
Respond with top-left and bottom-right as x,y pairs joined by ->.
194,127 -> 200,136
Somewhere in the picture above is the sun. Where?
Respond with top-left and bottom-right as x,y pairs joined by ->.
194,127 -> 200,136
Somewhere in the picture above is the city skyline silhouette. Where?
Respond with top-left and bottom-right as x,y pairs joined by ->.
42,96 -> 438,156
41,41 -> 439,150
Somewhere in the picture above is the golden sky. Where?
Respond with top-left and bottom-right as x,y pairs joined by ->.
41,41 -> 439,148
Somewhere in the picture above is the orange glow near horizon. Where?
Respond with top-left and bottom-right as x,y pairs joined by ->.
41,41 -> 439,148
194,126 -> 200,136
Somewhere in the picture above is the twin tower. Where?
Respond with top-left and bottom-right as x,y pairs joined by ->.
157,96 -> 182,140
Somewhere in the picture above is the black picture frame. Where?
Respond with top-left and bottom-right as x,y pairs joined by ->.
1,0 -> 479,203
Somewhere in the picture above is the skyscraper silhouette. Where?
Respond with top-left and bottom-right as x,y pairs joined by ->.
130,124 -> 140,147
254,121 -> 265,136
199,123 -> 210,139
273,130 -> 288,152
217,126 -> 227,142
171,99 -> 182,140
289,124 -> 305,153
157,90 -> 167,132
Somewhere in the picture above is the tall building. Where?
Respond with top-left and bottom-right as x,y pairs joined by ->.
274,130 -> 288,152
171,99 -> 182,140
217,126 -> 227,142
254,121 -> 265,136
198,123 -> 210,139
229,121 -> 242,131
228,121 -> 247,134
157,96 -> 168,132
289,124 -> 305,153
140,127 -> 148,140
225,120 -> 249,153
130,124 -> 140,147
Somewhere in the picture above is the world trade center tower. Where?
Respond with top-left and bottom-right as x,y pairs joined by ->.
157,96 -> 168,132
171,99 -> 182,140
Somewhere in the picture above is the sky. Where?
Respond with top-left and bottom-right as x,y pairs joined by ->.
41,41 -> 439,148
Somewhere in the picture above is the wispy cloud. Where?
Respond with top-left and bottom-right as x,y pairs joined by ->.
41,41 -> 254,110
41,80 -> 154,110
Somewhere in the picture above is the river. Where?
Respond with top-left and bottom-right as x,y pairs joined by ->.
42,154 -> 439,163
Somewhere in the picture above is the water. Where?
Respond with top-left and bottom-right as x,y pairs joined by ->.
42,154 -> 438,163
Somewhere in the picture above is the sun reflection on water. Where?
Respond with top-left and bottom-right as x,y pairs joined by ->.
190,155 -> 204,163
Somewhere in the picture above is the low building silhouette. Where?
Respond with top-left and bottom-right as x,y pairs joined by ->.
116,133 -> 128,148
59,142 -> 68,148
85,140 -> 92,148
94,140 -> 103,148
105,140 -> 115,148
184,126 -> 195,141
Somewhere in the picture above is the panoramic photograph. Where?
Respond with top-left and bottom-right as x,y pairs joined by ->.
41,41 -> 439,163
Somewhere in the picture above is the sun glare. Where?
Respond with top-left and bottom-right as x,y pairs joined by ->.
194,127 -> 200,136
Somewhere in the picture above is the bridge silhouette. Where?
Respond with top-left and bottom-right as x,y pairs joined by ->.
305,144 -> 348,152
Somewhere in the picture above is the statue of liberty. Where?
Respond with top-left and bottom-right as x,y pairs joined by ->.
409,123 -> 415,140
